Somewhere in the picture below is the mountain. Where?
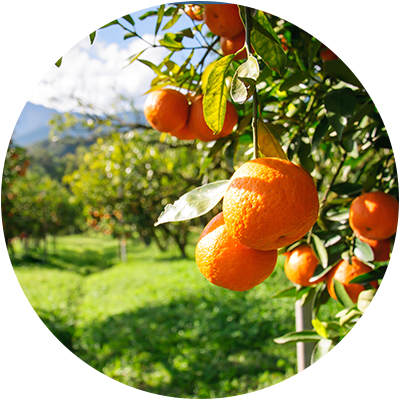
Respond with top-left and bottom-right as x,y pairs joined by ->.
11,102 -> 148,147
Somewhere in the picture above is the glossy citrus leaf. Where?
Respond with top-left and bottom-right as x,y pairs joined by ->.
357,289 -> 376,313
312,234 -> 328,269
230,55 -> 259,104
354,237 -> 374,263
333,279 -> 355,308
311,318 -> 328,338
154,180 -> 230,226
274,330 -> 323,344
311,338 -> 333,364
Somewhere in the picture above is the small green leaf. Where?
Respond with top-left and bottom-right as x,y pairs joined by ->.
203,54 -> 235,135
230,55 -> 259,104
311,319 -> 328,338
333,279 -> 355,309
330,182 -> 362,197
100,20 -> 119,29
323,59 -> 363,88
124,32 -> 138,40
339,309 -> 362,326
89,31 -> 96,45
137,59 -> 164,76
122,14 -> 135,27
280,71 -> 308,92
354,237 -> 374,263
309,264 -> 335,284
159,33 -> 184,51
324,88 -> 356,141
162,9 -> 181,30
312,234 -> 328,268
274,330 -> 323,344
139,10 -> 158,20
177,28 -> 194,39
311,116 -> 330,151
311,338 -> 333,364
357,289 -> 376,313
349,265 -> 387,285
55,57 -> 62,68
272,286 -> 297,299
155,5 -> 165,36
154,180 -> 230,226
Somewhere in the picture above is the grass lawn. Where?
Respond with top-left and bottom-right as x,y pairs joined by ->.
11,233 -> 341,398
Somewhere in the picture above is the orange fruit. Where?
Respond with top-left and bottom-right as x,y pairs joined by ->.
356,233 -> 391,262
203,4 -> 244,38
223,158 -> 319,251
220,30 -> 246,60
320,45 -> 338,61
284,244 -> 325,287
187,95 -> 238,142
327,257 -> 379,303
349,191 -> 399,240
185,4 -> 203,21
144,89 -> 189,133
195,212 -> 277,291
169,123 -> 196,141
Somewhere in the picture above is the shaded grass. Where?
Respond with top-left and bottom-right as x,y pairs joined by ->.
12,234 -> 341,398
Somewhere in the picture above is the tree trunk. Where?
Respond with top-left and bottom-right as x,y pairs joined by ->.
120,239 -> 127,263
295,298 -> 315,372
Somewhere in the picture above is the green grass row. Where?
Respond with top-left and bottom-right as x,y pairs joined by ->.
11,234 -> 338,398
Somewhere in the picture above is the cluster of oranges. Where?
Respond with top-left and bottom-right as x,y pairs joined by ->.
284,190 -> 398,303
144,89 -> 238,142
195,157 -> 320,291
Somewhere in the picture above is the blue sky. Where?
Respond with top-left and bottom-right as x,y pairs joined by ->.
29,4 -> 217,113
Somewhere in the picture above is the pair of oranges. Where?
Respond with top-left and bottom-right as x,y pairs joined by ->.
284,190 -> 398,303
144,89 -> 238,142
195,157 -> 320,292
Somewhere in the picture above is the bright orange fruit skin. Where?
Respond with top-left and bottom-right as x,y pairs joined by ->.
195,213 -> 277,292
327,257 -> 379,303
284,244 -> 325,287
203,4 -> 244,38
223,158 -> 320,251
187,95 -> 238,142
349,191 -> 399,240
356,233 -> 391,262
220,30 -> 246,60
144,89 -> 189,133
169,123 -> 196,141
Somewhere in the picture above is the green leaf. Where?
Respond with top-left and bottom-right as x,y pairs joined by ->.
159,33 -> 184,51
308,39 -> 322,67
312,234 -> 328,268
251,11 -> 286,75
100,20 -> 119,29
122,14 -> 135,27
137,59 -> 164,76
333,279 -> 355,308
162,9 -> 181,30
230,55 -> 259,104
154,180 -> 230,226
324,88 -> 356,141
330,182 -> 362,197
155,5 -> 165,36
274,330 -> 322,344
272,286 -> 297,299
339,309 -> 362,326
354,237 -> 374,263
89,31 -> 96,45
357,289 -> 376,313
323,59 -> 363,88
257,119 -> 288,160
311,283 -> 331,318
311,116 -> 330,151
309,264 -> 335,284
280,71 -> 308,92
123,32 -> 138,40
349,265 -> 387,285
311,338 -> 333,364
176,28 -> 194,39
139,10 -> 158,20
203,54 -> 235,135
55,57 -> 62,68
312,319 -> 328,338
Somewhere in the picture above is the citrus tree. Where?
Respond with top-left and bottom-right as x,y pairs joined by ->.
84,3 -> 397,366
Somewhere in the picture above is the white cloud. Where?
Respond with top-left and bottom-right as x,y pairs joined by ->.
29,34 -> 168,113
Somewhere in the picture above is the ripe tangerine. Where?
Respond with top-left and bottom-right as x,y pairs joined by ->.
203,4 -> 244,38
220,30 -> 247,60
195,212 -> 277,292
184,4 -> 203,21
223,157 -> 320,251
